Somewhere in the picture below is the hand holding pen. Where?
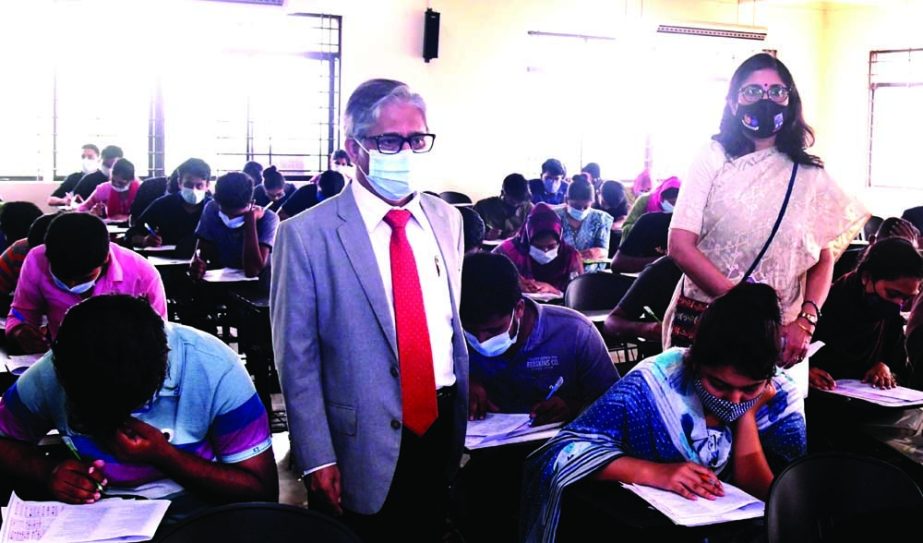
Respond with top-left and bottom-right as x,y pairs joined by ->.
530,376 -> 567,426
51,439 -> 107,504
143,223 -> 163,248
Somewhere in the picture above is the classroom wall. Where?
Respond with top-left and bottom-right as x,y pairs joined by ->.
6,0 -> 923,218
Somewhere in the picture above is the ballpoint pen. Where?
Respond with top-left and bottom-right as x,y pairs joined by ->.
531,377 -> 565,426
643,306 -> 663,324
63,438 -> 105,494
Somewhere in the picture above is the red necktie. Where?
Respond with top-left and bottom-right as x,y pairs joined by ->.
384,209 -> 438,436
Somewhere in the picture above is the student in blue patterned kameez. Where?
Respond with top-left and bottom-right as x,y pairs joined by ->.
522,283 -> 807,543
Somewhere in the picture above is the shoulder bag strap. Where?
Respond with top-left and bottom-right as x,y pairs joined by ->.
743,162 -> 799,281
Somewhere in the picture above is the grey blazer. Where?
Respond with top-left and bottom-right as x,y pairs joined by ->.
269,186 -> 469,514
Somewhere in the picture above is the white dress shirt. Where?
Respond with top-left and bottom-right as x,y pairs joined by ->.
351,181 -> 457,388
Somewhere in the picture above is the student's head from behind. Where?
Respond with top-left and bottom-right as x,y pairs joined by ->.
110,158 -> 135,190
524,203 -> 563,264
600,180 -> 627,211
53,295 -> 168,439
177,158 -> 211,205
459,206 -> 485,254
857,237 -> 923,311
566,176 -> 594,220
500,173 -> 530,207
100,145 -> 123,170
870,217 -> 920,248
540,158 -> 565,193
262,166 -> 288,202
0,202 -> 43,243
460,252 -> 524,356
27,213 -> 58,248
581,162 -> 601,182
318,170 -> 346,201
686,283 -> 781,418
44,213 -> 110,289
214,172 -> 254,219
243,161 -> 264,185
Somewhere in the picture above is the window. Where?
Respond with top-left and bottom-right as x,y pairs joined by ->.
0,4 -> 340,181
869,49 -> 923,189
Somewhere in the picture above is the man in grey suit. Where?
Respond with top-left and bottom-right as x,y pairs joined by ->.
270,79 -> 468,541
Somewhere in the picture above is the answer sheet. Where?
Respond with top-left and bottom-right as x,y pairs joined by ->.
824,379 -> 923,407
623,481 -> 764,526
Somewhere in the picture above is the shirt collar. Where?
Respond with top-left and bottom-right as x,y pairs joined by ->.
350,180 -> 426,233
521,298 -> 545,352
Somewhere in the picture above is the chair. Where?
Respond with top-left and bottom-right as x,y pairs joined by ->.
155,502 -> 362,543
766,452 -> 923,543
564,272 -> 635,311
438,191 -> 473,205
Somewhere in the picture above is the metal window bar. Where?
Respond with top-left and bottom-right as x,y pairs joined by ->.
868,49 -> 923,188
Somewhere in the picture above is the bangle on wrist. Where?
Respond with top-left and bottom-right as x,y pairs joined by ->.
796,321 -> 814,336
802,300 -> 822,318
798,311 -> 818,326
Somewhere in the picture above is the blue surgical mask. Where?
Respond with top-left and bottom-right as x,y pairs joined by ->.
357,142 -> 416,201
693,378 -> 762,423
529,245 -> 558,265
51,271 -> 97,295
464,315 -> 519,358
219,210 -> 246,229
567,206 -> 589,221
661,201 -> 675,213
180,187 -> 206,205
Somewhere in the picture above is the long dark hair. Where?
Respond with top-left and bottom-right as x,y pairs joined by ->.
713,53 -> 823,168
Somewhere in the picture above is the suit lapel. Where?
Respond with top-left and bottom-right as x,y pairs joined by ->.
335,189 -> 398,358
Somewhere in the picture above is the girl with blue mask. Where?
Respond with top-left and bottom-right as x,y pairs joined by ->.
523,283 -> 806,542
557,176 -> 614,268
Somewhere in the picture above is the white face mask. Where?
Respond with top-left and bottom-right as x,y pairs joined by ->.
464,314 -> 519,358
661,201 -> 675,213
219,210 -> 246,229
180,187 -> 206,205
111,181 -> 131,193
530,245 -> 559,265
333,164 -> 355,180
100,164 -> 112,177
567,206 -> 590,221
81,158 -> 99,175
357,142 -> 416,201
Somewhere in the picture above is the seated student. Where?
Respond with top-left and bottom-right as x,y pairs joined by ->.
581,162 -> 602,200
0,202 -> 42,252
493,203 -> 583,295
474,173 -> 533,240
0,295 -> 278,511
595,180 -> 629,230
77,158 -> 141,222
522,283 -> 807,542
191,172 -> 279,279
620,176 -> 680,241
905,286 -> 923,391
530,158 -> 568,205
252,166 -> 296,213
278,169 -> 345,220
555,176 -> 613,266
834,217 -> 919,281
48,144 -> 99,207
604,256 -> 683,344
243,161 -> 264,186
130,169 -> 181,226
462,252 -> 619,423
0,213 -> 57,296
6,213 -> 167,353
129,158 -> 211,254
73,145 -> 123,201
459,205 -> 485,255
610,186 -> 678,273
810,238 -> 923,391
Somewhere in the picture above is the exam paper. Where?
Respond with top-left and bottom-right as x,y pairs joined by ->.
465,413 -> 562,449
624,481 -> 764,526
824,379 -> 923,407
202,268 -> 259,282
0,492 -> 170,543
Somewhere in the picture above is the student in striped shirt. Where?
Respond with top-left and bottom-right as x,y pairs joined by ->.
0,295 -> 277,512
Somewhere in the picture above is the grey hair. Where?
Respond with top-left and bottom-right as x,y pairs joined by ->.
343,79 -> 428,139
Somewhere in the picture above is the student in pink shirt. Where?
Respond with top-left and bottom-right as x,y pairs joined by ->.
77,158 -> 141,222
6,213 -> 167,353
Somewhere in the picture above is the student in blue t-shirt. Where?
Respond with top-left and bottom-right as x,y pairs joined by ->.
191,172 -> 279,279
0,295 -> 277,514
460,252 -> 619,425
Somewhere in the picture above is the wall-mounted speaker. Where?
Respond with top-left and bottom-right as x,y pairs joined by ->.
423,8 -> 440,63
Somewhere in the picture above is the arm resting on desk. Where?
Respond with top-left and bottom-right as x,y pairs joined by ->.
591,456 -> 724,500
604,306 -> 661,342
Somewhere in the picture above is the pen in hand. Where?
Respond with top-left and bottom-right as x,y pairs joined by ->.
63,438 -> 106,494
530,376 -> 565,426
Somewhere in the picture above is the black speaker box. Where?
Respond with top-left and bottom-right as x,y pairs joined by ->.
423,8 -> 440,63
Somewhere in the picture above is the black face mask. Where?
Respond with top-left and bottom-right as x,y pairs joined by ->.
865,292 -> 901,320
736,99 -> 787,139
